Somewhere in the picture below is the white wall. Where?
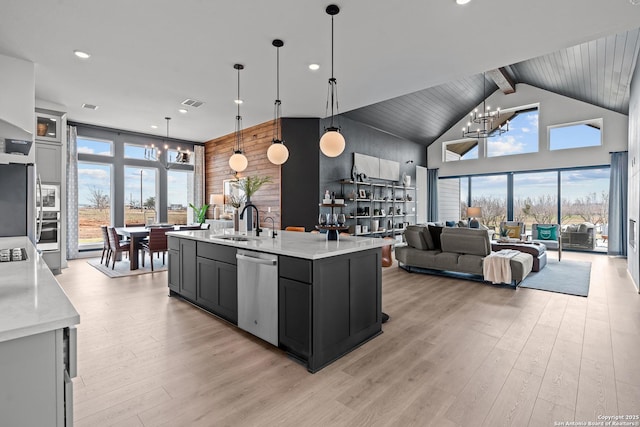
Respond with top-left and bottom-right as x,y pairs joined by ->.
0,54 -> 34,135
428,84 -> 628,177
628,61 -> 640,292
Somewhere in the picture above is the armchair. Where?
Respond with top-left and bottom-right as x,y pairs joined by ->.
532,223 -> 562,261
561,222 -> 596,250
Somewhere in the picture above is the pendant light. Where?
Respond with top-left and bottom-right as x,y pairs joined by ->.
319,4 -> 346,158
267,39 -> 289,165
229,63 -> 248,172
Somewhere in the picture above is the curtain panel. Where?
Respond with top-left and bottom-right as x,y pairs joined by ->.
608,151 -> 628,256
427,168 -> 439,222
66,126 -> 79,259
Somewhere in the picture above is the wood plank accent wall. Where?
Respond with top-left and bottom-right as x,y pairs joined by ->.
204,120 -> 281,230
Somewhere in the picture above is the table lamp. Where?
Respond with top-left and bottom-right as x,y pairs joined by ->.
467,206 -> 482,228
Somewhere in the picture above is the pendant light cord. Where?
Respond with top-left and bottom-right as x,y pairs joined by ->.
235,66 -> 243,153
274,44 -> 281,141
325,13 -> 339,129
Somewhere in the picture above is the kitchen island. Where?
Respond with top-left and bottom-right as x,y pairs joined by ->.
166,229 -> 390,373
0,236 -> 80,426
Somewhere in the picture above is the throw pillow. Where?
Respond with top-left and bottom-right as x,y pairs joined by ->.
404,227 -> 428,250
428,225 -> 444,250
421,227 -> 435,250
505,225 -> 521,238
445,221 -> 456,227
537,225 -> 557,240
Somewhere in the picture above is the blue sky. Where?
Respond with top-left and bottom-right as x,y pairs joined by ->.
487,111 -> 539,157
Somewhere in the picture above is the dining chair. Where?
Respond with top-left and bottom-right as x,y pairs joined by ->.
285,226 -> 305,232
107,227 -> 131,270
140,227 -> 170,271
100,225 -> 111,265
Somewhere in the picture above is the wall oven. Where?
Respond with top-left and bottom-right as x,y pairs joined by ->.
37,210 -> 60,251
36,184 -> 61,251
37,183 -> 60,212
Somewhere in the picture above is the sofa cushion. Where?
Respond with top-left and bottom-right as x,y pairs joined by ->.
428,225 -> 444,250
404,226 -> 428,249
420,227 -> 435,249
440,227 -> 491,257
536,225 -> 557,240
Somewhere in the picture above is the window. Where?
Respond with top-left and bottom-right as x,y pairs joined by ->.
513,171 -> 558,229
470,175 -> 507,231
561,168 -> 609,227
167,170 -> 193,224
487,108 -> 539,157
124,143 -> 155,160
77,137 -> 113,156
124,167 -> 157,225
444,140 -> 478,162
78,162 -> 112,248
550,119 -> 602,150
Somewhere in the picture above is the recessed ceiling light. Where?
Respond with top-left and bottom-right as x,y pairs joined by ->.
178,108 -> 188,114
74,50 -> 91,59
151,125 -> 158,129
456,0 -> 471,4
309,64 -> 320,71
234,99 -> 243,104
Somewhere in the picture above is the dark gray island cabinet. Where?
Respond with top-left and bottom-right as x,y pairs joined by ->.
167,232 -> 383,373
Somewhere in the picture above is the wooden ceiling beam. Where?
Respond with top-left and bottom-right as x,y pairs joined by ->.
487,67 -> 516,94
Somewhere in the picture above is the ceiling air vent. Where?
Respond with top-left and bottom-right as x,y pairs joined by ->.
82,103 -> 98,110
181,99 -> 205,108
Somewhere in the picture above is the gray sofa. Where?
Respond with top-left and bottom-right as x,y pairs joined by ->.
396,225 -> 533,286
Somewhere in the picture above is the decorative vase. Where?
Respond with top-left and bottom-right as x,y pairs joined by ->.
403,174 -> 411,187
233,208 -> 240,232
244,196 -> 253,231
37,123 -> 48,136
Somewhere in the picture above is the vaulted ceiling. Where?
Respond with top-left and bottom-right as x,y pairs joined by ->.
344,28 -> 640,147
1,1 -> 639,143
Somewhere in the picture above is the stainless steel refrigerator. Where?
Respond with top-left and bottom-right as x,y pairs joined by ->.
0,163 -> 36,243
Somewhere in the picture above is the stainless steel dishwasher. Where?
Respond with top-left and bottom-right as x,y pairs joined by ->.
236,249 -> 279,346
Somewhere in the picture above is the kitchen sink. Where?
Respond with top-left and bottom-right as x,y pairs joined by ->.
211,235 -> 260,242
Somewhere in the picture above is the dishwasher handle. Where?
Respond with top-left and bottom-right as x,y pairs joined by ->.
236,253 -> 277,266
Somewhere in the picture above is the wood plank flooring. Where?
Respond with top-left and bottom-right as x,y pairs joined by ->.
56,251 -> 640,426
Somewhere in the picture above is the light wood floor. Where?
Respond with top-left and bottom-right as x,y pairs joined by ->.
57,251 -> 640,427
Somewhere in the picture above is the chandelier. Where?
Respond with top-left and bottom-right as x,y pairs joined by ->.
462,72 -> 509,139
144,117 -> 190,169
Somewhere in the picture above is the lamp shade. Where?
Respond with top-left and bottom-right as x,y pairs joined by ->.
320,129 -> 345,157
267,142 -> 289,165
467,206 -> 482,217
210,194 -> 224,206
229,151 -> 248,172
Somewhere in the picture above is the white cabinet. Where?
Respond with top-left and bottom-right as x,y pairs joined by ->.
36,141 -> 62,183
0,327 -> 76,426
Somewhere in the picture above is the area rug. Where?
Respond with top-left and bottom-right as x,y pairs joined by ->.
519,259 -> 591,297
87,256 -> 167,278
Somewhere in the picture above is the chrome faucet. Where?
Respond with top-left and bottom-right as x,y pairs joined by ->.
239,203 -> 261,236
264,216 -> 277,238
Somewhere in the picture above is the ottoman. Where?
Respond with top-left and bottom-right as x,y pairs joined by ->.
491,242 -> 547,272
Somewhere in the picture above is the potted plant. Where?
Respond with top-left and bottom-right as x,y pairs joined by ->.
238,175 -> 272,202
227,194 -> 245,231
188,203 -> 209,225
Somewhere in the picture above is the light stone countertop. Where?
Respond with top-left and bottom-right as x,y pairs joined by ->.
166,229 -> 393,260
0,236 -> 80,343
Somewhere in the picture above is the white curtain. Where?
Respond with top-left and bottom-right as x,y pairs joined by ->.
66,126 -> 79,259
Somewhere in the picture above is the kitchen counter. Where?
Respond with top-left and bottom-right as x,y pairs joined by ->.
166,228 -> 393,260
0,236 -> 79,343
